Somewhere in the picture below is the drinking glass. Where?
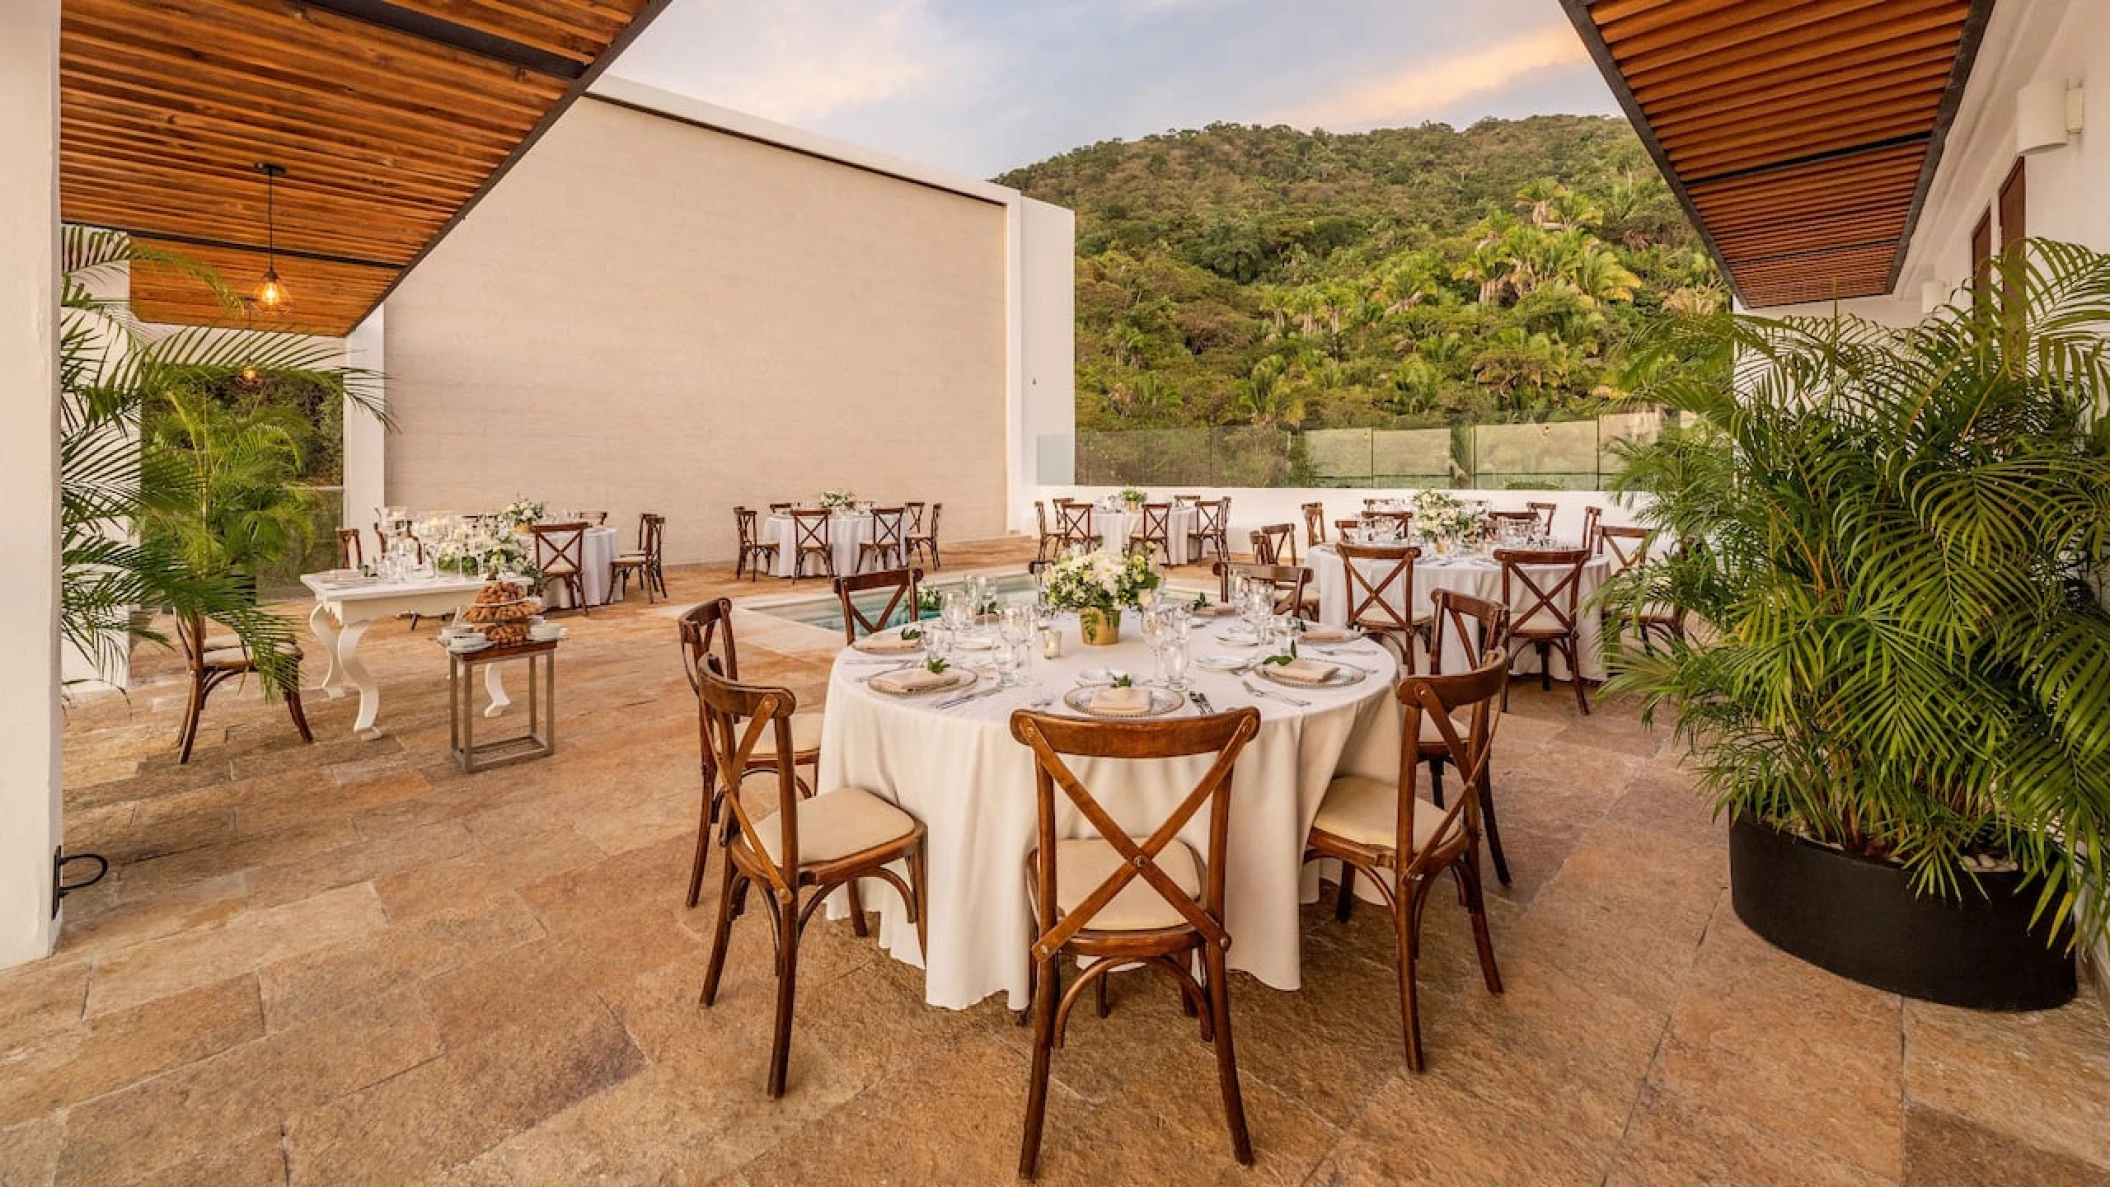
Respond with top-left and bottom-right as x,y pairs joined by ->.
1000,604 -> 1034,645
992,640 -> 1023,688
1162,636 -> 1191,692
922,624 -> 954,667
941,588 -> 970,632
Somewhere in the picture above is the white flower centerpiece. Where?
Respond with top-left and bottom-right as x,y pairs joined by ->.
1411,490 -> 1483,555
1041,548 -> 1161,646
421,516 -> 537,581
1118,486 -> 1148,510
497,499 -> 546,534
818,489 -> 856,515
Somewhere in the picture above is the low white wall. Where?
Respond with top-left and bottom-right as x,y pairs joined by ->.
1030,485 -> 1641,553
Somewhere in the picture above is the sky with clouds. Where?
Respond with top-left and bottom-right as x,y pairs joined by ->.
607,0 -> 1625,180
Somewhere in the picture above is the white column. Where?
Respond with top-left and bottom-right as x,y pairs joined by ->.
0,0 -> 65,967
342,307 -> 386,534
1014,198 -> 1077,529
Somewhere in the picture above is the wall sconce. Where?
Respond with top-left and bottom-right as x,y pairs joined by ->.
2017,79 -> 2084,154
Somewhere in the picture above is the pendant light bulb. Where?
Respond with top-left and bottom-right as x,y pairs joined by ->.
254,162 -> 289,313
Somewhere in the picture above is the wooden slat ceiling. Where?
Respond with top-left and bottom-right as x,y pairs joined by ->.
59,0 -> 671,335
1563,0 -> 1995,308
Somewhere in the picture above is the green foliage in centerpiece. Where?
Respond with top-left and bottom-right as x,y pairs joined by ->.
1605,240 -> 2110,949
1040,549 -> 1162,613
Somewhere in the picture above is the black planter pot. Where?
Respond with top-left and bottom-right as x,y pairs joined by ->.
1729,817 -> 2076,1011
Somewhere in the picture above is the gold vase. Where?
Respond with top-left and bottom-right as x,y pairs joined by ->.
1078,606 -> 1122,646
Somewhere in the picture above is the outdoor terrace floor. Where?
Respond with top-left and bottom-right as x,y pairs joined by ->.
7,536 -> 2108,1186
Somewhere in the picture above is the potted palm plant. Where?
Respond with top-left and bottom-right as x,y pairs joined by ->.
60,226 -> 383,690
1604,241 -> 2110,1009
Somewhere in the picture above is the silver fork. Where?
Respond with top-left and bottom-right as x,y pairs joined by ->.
1241,678 -> 1311,707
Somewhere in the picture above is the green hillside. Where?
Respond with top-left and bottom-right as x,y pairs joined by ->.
996,116 -> 1721,434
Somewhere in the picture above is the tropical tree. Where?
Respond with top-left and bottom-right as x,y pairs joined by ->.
60,227 -> 382,687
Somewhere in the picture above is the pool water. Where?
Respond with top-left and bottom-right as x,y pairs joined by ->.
747,572 -> 1043,635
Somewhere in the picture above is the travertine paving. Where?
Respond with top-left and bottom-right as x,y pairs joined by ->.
8,536 -> 2107,1186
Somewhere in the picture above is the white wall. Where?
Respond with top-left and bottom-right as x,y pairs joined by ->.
342,309 -> 385,537
381,80 -> 1075,565
0,0 -> 64,968
1015,200 -> 1077,530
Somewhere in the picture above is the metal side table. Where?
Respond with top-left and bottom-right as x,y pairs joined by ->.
447,639 -> 557,772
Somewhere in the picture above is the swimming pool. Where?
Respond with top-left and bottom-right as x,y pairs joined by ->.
745,572 -> 1043,635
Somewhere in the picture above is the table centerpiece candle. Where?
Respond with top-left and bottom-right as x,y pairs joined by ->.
1040,548 -> 1160,647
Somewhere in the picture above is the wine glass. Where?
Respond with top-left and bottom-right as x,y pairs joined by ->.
1000,604 -> 1034,646
1162,635 -> 1191,692
922,623 -> 954,668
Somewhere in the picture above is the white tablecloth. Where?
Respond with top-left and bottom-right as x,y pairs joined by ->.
1095,506 -> 1198,564
764,512 -> 869,578
1305,544 -> 1611,680
540,525 -> 625,609
816,617 -> 1402,1009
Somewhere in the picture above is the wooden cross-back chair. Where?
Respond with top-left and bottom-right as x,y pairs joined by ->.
676,599 -> 824,908
1334,518 -> 1363,539
1582,505 -> 1604,554
1418,590 -> 1513,885
1172,493 -> 1203,507
858,506 -> 907,574
1598,526 -> 1687,652
1188,497 -> 1231,563
832,568 -> 923,644
611,512 -> 667,604
1033,501 -> 1063,564
767,502 -> 794,515
1525,501 -> 1558,535
1008,706 -> 1262,1178
173,612 -> 312,764
1334,543 -> 1432,671
1249,522 -> 1296,566
734,507 -> 778,581
1485,509 -> 1540,531
1054,500 -> 1098,554
1301,502 -> 1328,548
334,527 -> 362,570
1305,651 -> 1507,1071
1494,547 -> 1593,715
695,671 -> 927,1100
1366,509 -> 1412,538
789,508 -> 835,581
1129,502 -> 1174,567
1213,561 -> 1311,617
907,502 -> 944,570
531,522 -> 590,614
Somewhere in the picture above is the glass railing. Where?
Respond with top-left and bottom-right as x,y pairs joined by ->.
1068,408 -> 1674,492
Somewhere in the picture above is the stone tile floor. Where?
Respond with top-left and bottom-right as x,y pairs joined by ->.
6,536 -> 2108,1186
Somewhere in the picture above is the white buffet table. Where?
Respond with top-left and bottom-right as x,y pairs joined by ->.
302,572 -> 526,737
1305,544 -> 1613,680
763,512 -> 870,578
816,616 -> 1402,1009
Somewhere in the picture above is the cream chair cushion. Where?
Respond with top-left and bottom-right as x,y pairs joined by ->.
1048,837 -> 1203,931
1312,775 -> 1462,854
747,711 -> 823,759
1512,609 -> 1570,636
753,786 -> 915,867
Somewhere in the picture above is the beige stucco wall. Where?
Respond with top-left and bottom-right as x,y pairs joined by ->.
381,96 -> 1010,565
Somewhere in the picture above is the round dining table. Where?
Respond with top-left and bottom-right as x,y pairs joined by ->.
816,615 -> 1403,1010
764,511 -> 870,578
1305,543 -> 1613,681
1094,505 -> 1198,565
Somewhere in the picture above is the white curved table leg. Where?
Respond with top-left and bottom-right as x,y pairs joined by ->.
338,621 -> 382,737
483,664 -> 511,719
309,603 -> 346,697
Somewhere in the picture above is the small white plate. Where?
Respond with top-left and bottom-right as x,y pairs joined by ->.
1075,667 -> 1129,687
1196,655 -> 1247,672
952,633 -> 998,651
1218,630 -> 1263,648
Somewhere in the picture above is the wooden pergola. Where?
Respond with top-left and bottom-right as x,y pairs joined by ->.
1562,0 -> 1995,308
59,0 -> 671,335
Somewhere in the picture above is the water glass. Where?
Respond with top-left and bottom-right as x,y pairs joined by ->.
1162,636 -> 1191,692
993,640 -> 1024,687
941,588 -> 970,632
1000,604 -> 1034,645
922,623 -> 954,666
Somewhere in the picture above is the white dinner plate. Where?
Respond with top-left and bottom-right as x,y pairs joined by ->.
1253,663 -> 1366,690
1074,667 -> 1130,687
1061,686 -> 1184,719
870,668 -> 977,697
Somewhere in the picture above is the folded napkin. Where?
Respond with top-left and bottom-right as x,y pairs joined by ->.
1299,625 -> 1353,644
871,668 -> 959,695
1194,603 -> 1238,618
1090,686 -> 1154,716
1267,658 -> 1342,686
853,633 -> 923,654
